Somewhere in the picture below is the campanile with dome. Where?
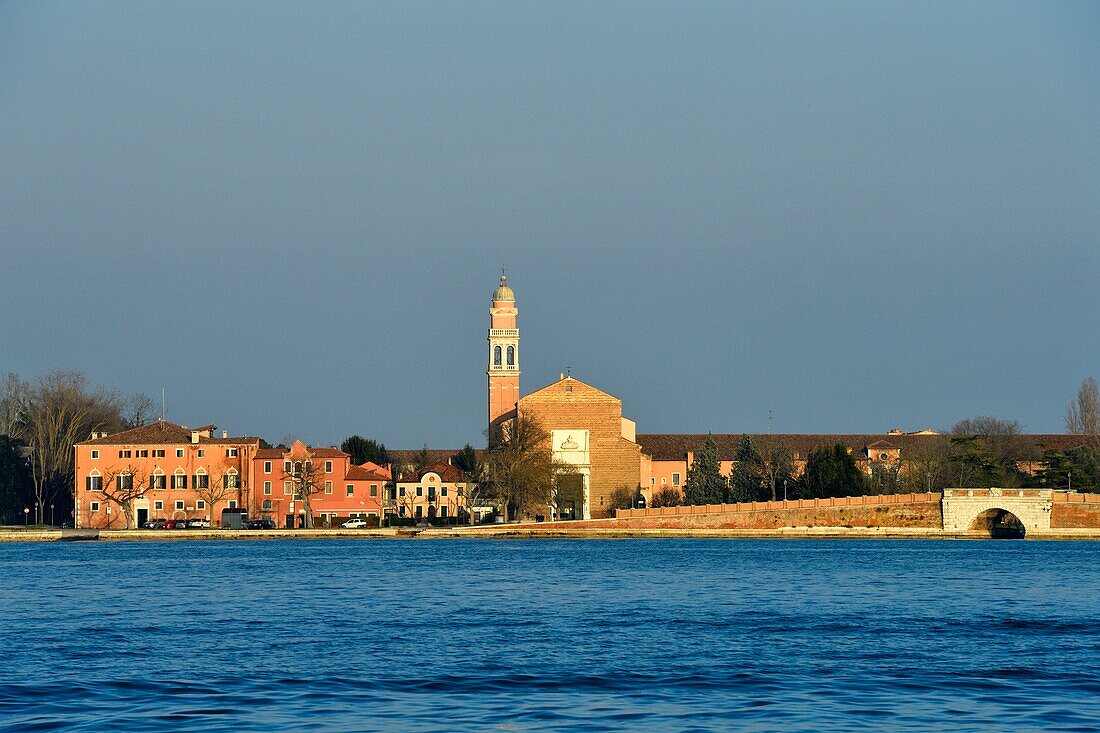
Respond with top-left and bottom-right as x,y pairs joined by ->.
487,271 -> 520,439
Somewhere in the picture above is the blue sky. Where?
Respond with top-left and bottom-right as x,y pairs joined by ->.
1,2 -> 1098,448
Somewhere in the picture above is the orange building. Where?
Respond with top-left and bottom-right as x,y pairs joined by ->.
74,421 -> 259,528
251,440 -> 386,527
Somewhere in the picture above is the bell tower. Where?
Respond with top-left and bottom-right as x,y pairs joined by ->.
488,270 -> 520,441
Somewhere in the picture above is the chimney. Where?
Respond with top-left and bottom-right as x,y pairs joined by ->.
222,431 -> 228,439
191,431 -> 200,444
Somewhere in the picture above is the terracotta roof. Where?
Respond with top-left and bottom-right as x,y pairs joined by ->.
76,420 -> 257,447
253,446 -> 349,459
636,433 -> 1088,461
398,462 -> 473,484
345,465 -> 389,482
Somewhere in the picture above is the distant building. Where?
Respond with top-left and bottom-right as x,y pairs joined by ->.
393,462 -> 476,521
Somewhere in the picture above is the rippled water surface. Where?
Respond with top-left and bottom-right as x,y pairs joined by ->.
2,539 -> 1099,731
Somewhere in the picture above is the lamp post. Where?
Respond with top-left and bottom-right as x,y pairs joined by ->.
23,507 -> 29,528
50,504 -> 55,527
1068,472 -> 1072,492
783,478 -> 788,502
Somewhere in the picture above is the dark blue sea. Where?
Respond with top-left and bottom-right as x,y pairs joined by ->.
2,539 -> 1099,732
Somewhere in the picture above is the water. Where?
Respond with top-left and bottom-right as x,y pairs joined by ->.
1,539 -> 1098,732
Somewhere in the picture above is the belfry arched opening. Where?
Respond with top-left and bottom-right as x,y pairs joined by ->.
970,508 -> 1026,539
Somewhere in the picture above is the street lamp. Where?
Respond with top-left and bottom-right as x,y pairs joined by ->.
50,504 -> 55,527
783,478 -> 788,502
23,507 -> 29,528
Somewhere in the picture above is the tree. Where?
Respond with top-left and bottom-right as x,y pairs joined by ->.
17,371 -> 125,524
97,465 -> 149,529
340,435 -> 390,466
800,444 -> 866,499
0,372 -> 25,438
729,434 -> 763,503
1066,377 -> 1100,449
194,470 -> 236,525
451,444 -> 479,475
0,435 -> 33,524
758,437 -> 795,501
650,486 -> 682,508
949,417 -> 1033,487
483,415 -> 565,521
682,434 -> 727,505
904,435 -> 953,493
607,485 -> 639,513
411,444 -> 431,473
282,456 -> 327,528
124,393 -> 157,429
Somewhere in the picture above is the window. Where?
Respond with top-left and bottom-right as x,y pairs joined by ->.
90,450 -> 99,460
494,345 -> 502,366
138,450 -> 148,458
672,473 -> 681,486
225,471 -> 239,489
507,345 -> 515,366
442,487 -> 449,497
175,500 -> 184,511
193,473 -> 209,489
225,448 -> 238,457
197,449 -> 204,458
227,500 -> 237,509
399,506 -> 407,517
264,481 -> 272,495
150,474 -> 166,490
86,474 -> 103,491
262,500 -> 272,510
284,481 -> 292,495
415,505 -> 423,519
324,480 -> 333,494
661,477 -> 667,485
154,500 -> 163,510
879,453 -> 889,461
118,450 -> 131,458
416,486 -> 423,497
172,472 -> 187,489
398,486 -> 406,497
650,477 -> 655,486
90,501 -> 100,512
196,500 -> 206,510
441,506 -> 448,518
176,449 -> 184,458
116,474 -> 133,492
153,449 -> 165,458
284,461 -> 291,473
370,484 -> 378,497
346,484 -> 354,497
264,461 -> 271,474
325,460 -> 333,473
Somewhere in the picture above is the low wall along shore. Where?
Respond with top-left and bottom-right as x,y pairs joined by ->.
613,493 -> 943,530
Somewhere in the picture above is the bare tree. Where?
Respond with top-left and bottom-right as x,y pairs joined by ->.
0,373 -> 25,438
757,437 -> 795,501
97,465 -> 149,529
124,393 -> 158,429
282,457 -> 326,528
18,371 -> 125,524
194,471 -> 235,526
1066,377 -> 1100,449
484,415 -> 566,521
650,486 -> 683,508
903,435 -> 953,493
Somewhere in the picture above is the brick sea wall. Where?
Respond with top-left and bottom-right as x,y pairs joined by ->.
608,493 -> 944,530
1051,492 -> 1100,529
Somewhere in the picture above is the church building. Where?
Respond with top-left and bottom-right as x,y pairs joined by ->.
486,273 -> 645,519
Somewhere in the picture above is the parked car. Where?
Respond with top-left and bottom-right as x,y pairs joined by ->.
187,518 -> 211,529
341,518 -> 368,529
141,520 -> 157,529
171,519 -> 188,529
151,519 -> 172,529
247,518 -> 277,530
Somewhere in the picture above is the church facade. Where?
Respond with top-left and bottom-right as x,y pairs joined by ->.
486,274 -> 645,519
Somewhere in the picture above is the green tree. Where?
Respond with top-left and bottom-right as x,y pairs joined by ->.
451,444 -> 479,476
800,444 -> 866,499
682,435 -> 727,505
0,435 -> 33,524
729,434 -> 763,503
340,435 -> 389,466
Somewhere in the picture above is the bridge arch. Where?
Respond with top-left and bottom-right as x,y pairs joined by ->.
969,507 -> 1026,538
941,489 -> 1053,534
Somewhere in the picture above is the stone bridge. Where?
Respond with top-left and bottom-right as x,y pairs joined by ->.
941,488 -> 1052,533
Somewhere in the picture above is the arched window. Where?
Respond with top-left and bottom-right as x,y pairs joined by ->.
151,468 -> 166,490
173,468 -> 187,489
224,468 -> 239,489
262,499 -> 273,510
506,345 -> 515,366
494,346 -> 502,366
